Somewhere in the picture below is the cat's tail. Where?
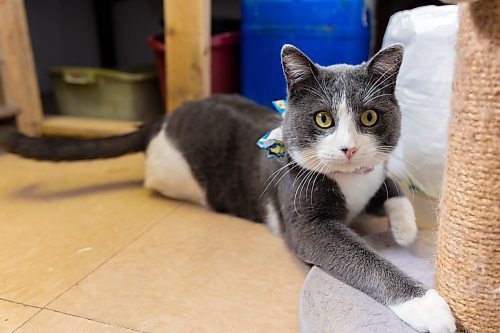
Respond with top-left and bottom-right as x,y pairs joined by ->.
0,122 -> 157,162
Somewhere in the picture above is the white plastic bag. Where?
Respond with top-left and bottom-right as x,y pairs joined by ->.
383,5 -> 459,198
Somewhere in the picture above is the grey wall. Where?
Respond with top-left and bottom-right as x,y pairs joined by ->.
213,0 -> 241,19
112,0 -> 163,68
25,0 -> 241,94
25,0 -> 100,93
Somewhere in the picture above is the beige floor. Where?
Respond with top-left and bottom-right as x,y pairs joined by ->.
0,153 -> 308,333
0,152 -> 437,333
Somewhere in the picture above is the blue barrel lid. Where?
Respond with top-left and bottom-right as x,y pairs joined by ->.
242,0 -> 368,30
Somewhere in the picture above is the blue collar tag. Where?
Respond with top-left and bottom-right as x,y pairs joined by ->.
272,99 -> 286,115
256,100 -> 286,159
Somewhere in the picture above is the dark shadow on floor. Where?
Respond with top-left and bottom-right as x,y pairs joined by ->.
12,179 -> 144,201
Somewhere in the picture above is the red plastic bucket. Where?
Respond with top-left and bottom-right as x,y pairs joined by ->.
147,35 -> 167,104
211,32 -> 240,94
147,32 -> 240,109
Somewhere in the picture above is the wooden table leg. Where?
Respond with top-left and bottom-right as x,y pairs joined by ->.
164,0 -> 211,112
0,0 -> 44,136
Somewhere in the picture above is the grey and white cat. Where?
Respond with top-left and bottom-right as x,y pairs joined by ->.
3,45 -> 455,333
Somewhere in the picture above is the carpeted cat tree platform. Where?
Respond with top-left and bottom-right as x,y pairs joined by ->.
299,1 -> 499,332
300,231 -> 437,333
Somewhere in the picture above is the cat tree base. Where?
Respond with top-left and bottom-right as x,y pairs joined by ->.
299,231 -> 435,333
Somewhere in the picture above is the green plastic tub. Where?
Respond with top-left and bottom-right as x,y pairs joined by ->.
50,67 -> 162,121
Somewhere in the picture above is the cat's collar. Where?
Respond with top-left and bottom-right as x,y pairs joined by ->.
256,100 -> 287,159
332,166 -> 375,175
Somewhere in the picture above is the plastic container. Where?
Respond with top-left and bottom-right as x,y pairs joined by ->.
50,67 -> 162,121
241,0 -> 370,106
147,35 -> 168,104
147,31 -> 240,109
211,32 -> 240,94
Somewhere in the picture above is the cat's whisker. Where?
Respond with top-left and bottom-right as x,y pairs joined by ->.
383,180 -> 390,201
309,161 -> 329,208
362,93 -> 394,105
273,164 -> 298,188
390,172 -> 417,202
363,61 -> 400,101
387,168 -> 415,200
298,171 -> 313,207
386,154 -> 435,200
293,170 -> 309,215
301,161 -> 322,205
260,160 -> 296,199
262,152 -> 320,199
264,153 -> 314,188
293,158 -> 324,215
263,161 -> 294,187
364,80 -> 397,103
291,169 -> 312,199
390,167 -> 434,202
308,63 -> 333,107
300,80 -> 330,103
292,154 -> 319,187
389,175 -> 402,197
301,86 -> 330,104
296,165 -> 316,207
302,167 -> 320,209
293,167 -> 309,188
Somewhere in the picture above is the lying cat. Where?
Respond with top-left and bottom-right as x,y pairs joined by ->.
3,44 -> 455,333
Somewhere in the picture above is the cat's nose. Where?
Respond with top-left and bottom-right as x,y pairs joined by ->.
340,147 -> 358,160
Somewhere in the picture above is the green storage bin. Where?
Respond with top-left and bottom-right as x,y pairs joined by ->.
50,67 -> 162,121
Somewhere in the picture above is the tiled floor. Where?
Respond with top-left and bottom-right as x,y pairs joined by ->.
0,153 -> 307,333
0,152 -> 438,333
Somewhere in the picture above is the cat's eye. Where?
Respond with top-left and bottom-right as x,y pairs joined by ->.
360,109 -> 378,127
315,111 -> 334,129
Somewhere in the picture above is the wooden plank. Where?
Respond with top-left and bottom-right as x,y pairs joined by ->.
164,0 -> 211,112
0,105 -> 19,120
41,116 -> 140,139
0,0 -> 44,136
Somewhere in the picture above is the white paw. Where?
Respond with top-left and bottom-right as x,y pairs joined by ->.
390,289 -> 456,333
384,197 -> 417,246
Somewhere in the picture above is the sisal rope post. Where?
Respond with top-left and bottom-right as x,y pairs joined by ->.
434,1 -> 499,332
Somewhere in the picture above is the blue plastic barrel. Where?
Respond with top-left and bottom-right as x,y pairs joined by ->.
241,0 -> 370,106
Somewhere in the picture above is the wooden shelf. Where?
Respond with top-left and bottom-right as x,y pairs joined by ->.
1,0 -> 210,135
0,105 -> 19,120
41,115 -> 140,138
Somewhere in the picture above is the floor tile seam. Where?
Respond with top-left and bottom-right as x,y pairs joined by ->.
42,203 -> 183,309
11,308 -> 43,333
41,308 -> 150,333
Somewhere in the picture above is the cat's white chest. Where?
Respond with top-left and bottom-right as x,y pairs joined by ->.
332,164 -> 385,223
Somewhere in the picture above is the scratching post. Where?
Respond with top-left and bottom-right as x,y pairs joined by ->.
434,1 -> 499,332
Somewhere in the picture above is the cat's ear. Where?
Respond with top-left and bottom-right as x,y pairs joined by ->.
281,44 -> 318,89
366,44 -> 404,88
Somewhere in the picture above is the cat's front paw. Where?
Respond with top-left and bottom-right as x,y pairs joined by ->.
384,197 -> 417,246
390,289 -> 456,333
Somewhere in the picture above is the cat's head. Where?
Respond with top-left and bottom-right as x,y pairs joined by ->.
281,44 -> 404,175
